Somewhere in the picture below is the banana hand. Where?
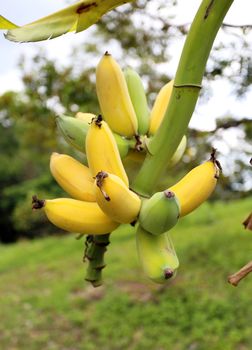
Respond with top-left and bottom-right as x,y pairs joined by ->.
32,196 -> 119,235
136,224 -> 179,284
94,171 -> 141,224
96,52 -> 138,137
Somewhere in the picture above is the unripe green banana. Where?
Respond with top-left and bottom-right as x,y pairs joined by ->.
139,190 -> 180,235
124,67 -> 150,135
169,135 -> 187,167
56,115 -> 89,153
136,224 -> 179,284
56,115 -> 131,158
113,133 -> 134,159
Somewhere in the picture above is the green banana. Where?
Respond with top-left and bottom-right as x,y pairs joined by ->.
169,135 -> 187,167
56,115 -> 89,153
136,224 -> 179,284
113,133 -> 134,159
139,190 -> 180,235
124,67 -> 150,135
56,115 -> 132,158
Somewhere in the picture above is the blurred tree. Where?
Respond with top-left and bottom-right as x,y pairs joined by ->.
0,53 -> 98,242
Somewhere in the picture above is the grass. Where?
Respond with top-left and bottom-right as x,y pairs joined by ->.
0,198 -> 252,350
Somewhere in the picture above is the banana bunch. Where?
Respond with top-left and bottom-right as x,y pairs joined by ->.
33,53 -> 222,286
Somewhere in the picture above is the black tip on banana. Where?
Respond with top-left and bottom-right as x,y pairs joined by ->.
164,190 -> 175,199
95,171 -> 110,201
32,195 -> 45,210
134,135 -> 144,152
210,148 -> 222,178
210,147 -> 217,161
93,114 -> 103,127
104,51 -> 111,56
164,268 -> 174,280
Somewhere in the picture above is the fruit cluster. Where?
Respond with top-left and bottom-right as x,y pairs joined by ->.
32,52 -> 221,286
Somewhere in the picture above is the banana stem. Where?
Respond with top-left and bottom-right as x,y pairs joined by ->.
132,0 -> 234,196
84,234 -> 110,287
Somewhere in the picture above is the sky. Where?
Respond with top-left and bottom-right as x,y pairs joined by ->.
0,0 -> 252,133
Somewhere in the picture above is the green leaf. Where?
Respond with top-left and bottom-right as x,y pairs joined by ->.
0,15 -> 19,29
2,0 -> 133,43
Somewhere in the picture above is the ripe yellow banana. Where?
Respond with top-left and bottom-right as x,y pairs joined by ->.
136,224 -> 179,284
50,152 -> 95,202
148,80 -> 174,135
76,111 -> 133,158
139,190 -> 180,235
94,171 -> 141,224
86,116 -> 129,186
32,196 -> 119,235
169,150 -> 221,217
96,52 -> 138,137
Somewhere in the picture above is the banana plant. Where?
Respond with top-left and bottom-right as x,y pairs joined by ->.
5,0 -> 235,286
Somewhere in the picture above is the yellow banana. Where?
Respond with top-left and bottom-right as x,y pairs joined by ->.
96,52 -> 138,137
94,171 -> 141,224
148,80 -> 174,135
136,224 -> 179,284
169,150 -> 221,217
32,196 -> 119,235
86,116 -> 129,186
50,152 -> 95,202
76,112 -> 132,158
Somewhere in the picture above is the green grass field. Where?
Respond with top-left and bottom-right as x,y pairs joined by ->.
0,198 -> 252,350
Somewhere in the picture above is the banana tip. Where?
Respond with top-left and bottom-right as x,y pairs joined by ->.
164,190 -> 175,199
51,152 -> 60,158
32,195 -> 45,210
164,268 -> 174,280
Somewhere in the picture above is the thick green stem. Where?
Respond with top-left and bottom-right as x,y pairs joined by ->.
132,0 -> 234,196
84,234 -> 110,287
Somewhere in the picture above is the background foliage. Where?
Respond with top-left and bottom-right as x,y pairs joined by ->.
0,199 -> 251,349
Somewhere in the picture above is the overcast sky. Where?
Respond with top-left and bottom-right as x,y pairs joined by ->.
0,0 -> 252,133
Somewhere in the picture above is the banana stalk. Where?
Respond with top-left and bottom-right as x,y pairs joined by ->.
84,234 -> 110,287
132,0 -> 234,196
